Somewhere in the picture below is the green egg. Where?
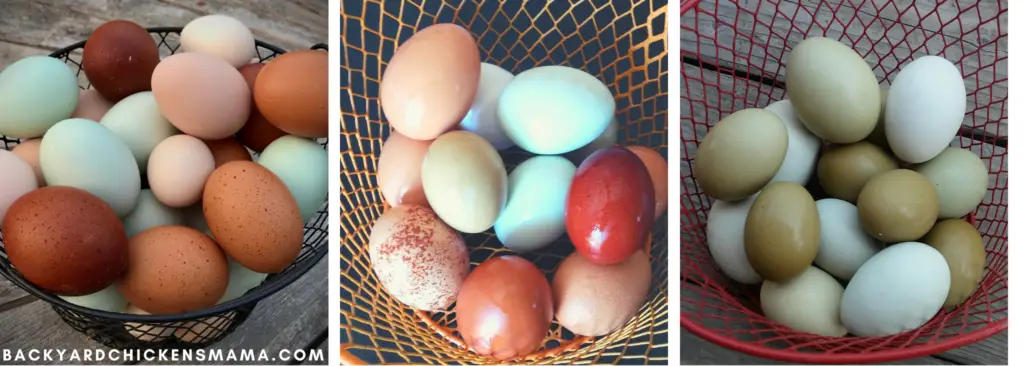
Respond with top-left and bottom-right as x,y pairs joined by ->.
257,136 -> 328,223
0,56 -> 79,138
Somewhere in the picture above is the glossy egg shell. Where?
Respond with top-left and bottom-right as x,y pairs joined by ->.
82,20 -> 160,103
744,182 -> 820,282
253,50 -> 329,138
376,131 -> 432,208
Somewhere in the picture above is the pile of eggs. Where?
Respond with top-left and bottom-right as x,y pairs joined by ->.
0,15 -> 328,342
696,36 -> 989,337
365,23 -> 668,360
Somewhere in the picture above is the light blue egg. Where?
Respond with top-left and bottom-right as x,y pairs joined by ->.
494,155 -> 576,252
218,258 -> 268,304
257,136 -> 328,223
0,56 -> 79,138
60,284 -> 128,313
122,189 -> 184,238
100,92 -> 179,173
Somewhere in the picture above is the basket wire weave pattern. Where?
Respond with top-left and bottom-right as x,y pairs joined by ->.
679,0 -> 1007,363
0,29 -> 330,349
341,0 -> 668,364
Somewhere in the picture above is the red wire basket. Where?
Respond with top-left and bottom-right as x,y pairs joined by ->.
679,0 -> 1007,363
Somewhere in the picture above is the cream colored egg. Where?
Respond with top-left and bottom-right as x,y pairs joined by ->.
181,15 -> 256,68
175,313 -> 236,343
914,147 -> 989,219
761,266 -> 847,337
421,131 -> 507,233
694,108 -> 788,202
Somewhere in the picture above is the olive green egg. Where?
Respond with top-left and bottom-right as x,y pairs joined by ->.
744,182 -> 820,282
914,147 -> 990,219
921,219 -> 986,309
817,141 -> 898,203
857,169 -> 939,243
694,108 -> 788,202
865,89 -> 890,151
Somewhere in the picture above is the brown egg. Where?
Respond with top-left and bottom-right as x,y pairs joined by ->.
11,139 -> 44,186
456,256 -> 552,360
744,182 -> 820,282
865,89 -> 890,151
817,141 -> 898,202
858,169 -> 939,242
254,50 -> 328,138
376,131 -> 432,208
627,145 -> 668,220
70,89 -> 114,121
203,161 -> 303,273
203,137 -> 252,167
553,250 -> 651,337
82,20 -> 160,103
694,108 -> 788,202
237,63 -> 286,152
380,23 -> 480,141
921,219 -> 986,308
118,226 -> 228,314
421,131 -> 506,233
1,186 -> 128,296
152,52 -> 250,140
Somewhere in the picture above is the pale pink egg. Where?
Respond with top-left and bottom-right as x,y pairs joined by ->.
0,149 -> 38,221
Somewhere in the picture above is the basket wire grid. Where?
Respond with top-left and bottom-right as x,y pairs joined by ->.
341,0 -> 668,364
0,28 -> 329,349
679,0 -> 1007,363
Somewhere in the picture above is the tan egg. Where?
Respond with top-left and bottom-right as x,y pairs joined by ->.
148,135 -> 215,208
744,182 -> 820,282
123,304 -> 175,341
11,138 -> 44,186
627,146 -> 668,220
553,250 -> 651,337
376,131 -> 431,208
421,131 -> 507,233
921,219 -> 986,308
203,137 -> 253,168
857,169 -> 939,242
151,52 -> 250,140
694,108 -> 788,202
865,89 -> 890,151
70,89 -> 114,122
817,142 -> 898,203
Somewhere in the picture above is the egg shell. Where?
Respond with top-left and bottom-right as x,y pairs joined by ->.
565,121 -> 618,166
377,131 -> 432,208
627,146 -> 668,220
368,205 -> 469,311
71,89 -> 114,122
498,65 -> 615,154
123,304 -> 176,341
181,14 -> 256,68
456,256 -> 553,360
857,169 -> 939,242
82,20 -> 160,103
885,56 -> 967,163
2,186 -> 128,296
236,63 -> 286,152
152,52 -> 250,140
914,147 -> 989,219
764,100 -> 821,186
553,250 -> 651,337
921,219 -> 986,308
175,312 -> 236,343
761,266 -> 847,337
148,135 -> 216,208
204,137 -> 253,168
816,142 -> 898,203
459,62 -> 515,150
203,161 -> 304,273
865,89 -> 891,151
10,139 -> 44,186
118,225 -> 229,314
0,150 -> 37,221
257,136 -> 328,222
380,24 -> 480,140
40,118 -> 141,216
218,258 -> 268,304
694,108 -> 788,202
60,284 -> 127,313
744,182 -> 820,282
841,242 -> 950,337
254,50 -> 328,138
100,91 -> 180,173
786,37 -> 881,143
0,56 -> 78,138
421,131 -> 507,233
707,193 -> 762,284
494,155 -> 576,252
814,198 -> 881,281
122,189 -> 185,239
182,203 -> 211,234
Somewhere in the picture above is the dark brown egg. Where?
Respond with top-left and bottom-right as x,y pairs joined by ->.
203,137 -> 252,168
2,186 -> 128,296
254,50 -> 328,138
82,20 -> 160,103
237,63 -> 286,152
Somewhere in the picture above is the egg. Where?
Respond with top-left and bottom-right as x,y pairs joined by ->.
694,108 -> 788,202
921,219 -> 986,308
218,258 -> 269,304
254,50 -> 328,138
707,193 -> 761,284
566,147 -> 655,265
204,137 -> 253,168
786,37 -> 881,143
857,169 -> 939,242
761,266 -> 847,337
0,150 -> 37,221
152,52 -> 250,140
376,131 -> 432,208
459,62 -> 515,150
380,23 -> 480,140
816,142 -> 898,203
40,118 -> 141,217
82,20 -> 160,103
814,198 -> 881,281
498,65 -> 615,154
180,14 -> 256,68
148,135 -> 216,208
10,139 -> 44,186
865,89 -> 890,151
100,91 -> 180,172
744,182 -> 819,282
182,203 -> 211,234
841,242 -> 950,337
627,146 -> 668,220
368,205 -> 469,311
123,304 -> 175,341
175,313 -> 236,343
71,89 -> 114,122
764,100 -> 821,186
122,189 -> 185,239
59,284 -> 127,313
885,56 -> 967,163
2,186 -> 128,296
914,147 -> 989,219
565,122 -> 618,165
236,63 -> 286,152
257,136 -> 329,222
456,256 -> 553,360
553,250 -> 651,337
0,56 -> 79,138
493,155 -> 576,252
118,225 -> 229,314
203,161 -> 303,273
421,131 -> 507,233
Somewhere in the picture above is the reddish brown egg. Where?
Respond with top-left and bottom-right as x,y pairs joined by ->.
254,50 -> 328,138
455,256 -> 552,360
203,137 -> 252,168
237,63 -> 286,152
566,147 -> 655,265
1,186 -> 128,296
82,20 -> 160,103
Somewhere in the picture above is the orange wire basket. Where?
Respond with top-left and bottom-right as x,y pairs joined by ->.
680,0 -> 1007,364
341,1 -> 668,364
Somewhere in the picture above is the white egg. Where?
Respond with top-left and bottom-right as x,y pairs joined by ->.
181,14 -> 256,68
841,242 -> 950,337
761,266 -> 847,337
122,189 -> 184,239
100,92 -> 179,173
60,284 -> 127,313
218,258 -> 268,304
564,121 -> 618,166
459,63 -> 515,150
885,56 -> 967,164
814,198 -> 881,281
914,147 -> 989,219
765,100 -> 821,185
706,193 -> 761,284
493,155 -> 576,252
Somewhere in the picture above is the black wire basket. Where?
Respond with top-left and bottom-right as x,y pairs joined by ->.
0,27 -> 329,350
